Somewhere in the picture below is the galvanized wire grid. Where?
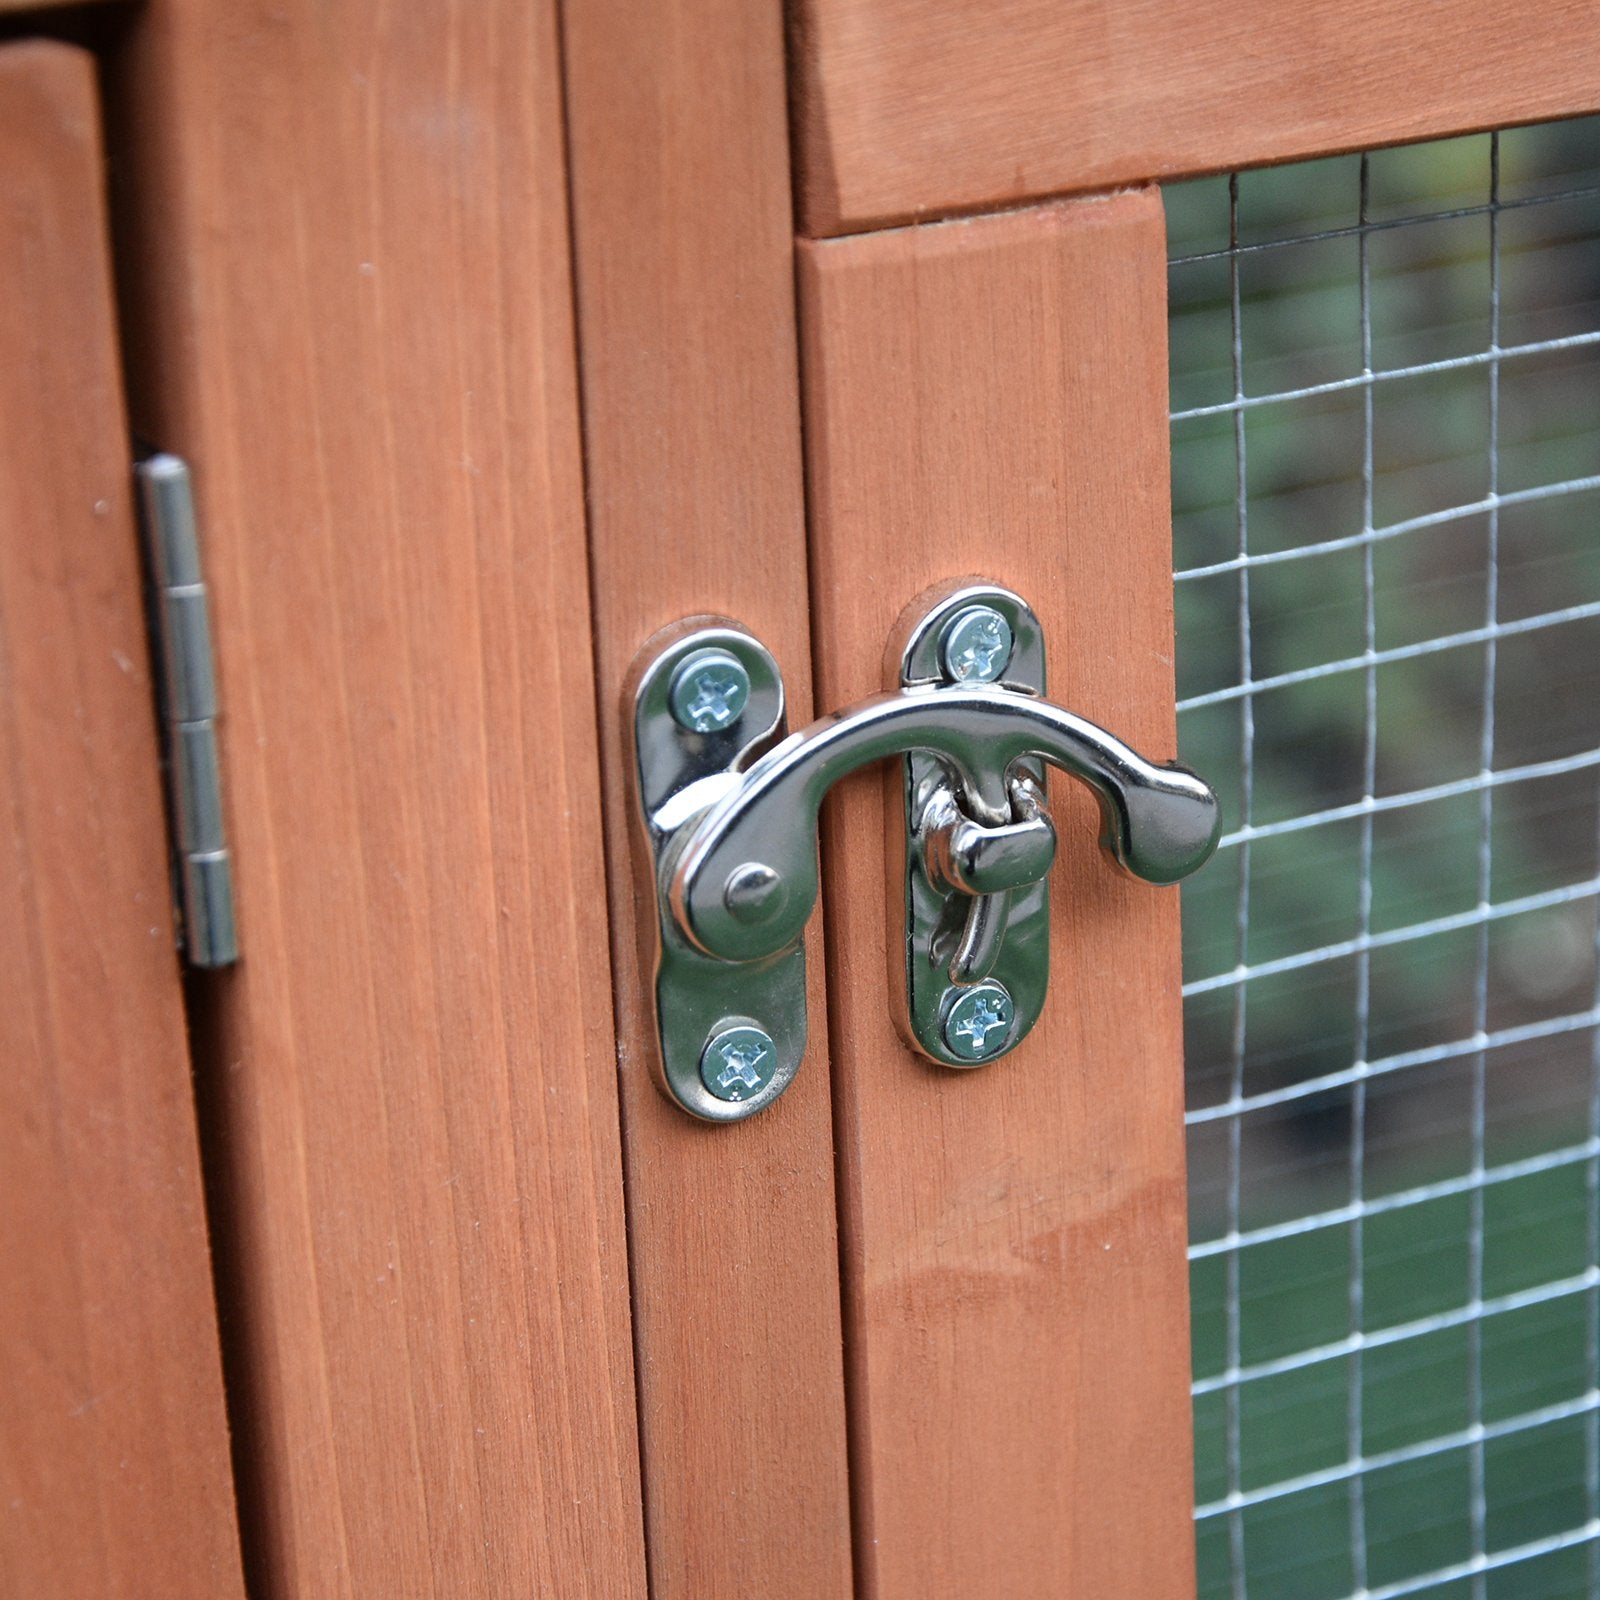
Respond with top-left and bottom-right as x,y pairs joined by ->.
1171,121 -> 1600,1600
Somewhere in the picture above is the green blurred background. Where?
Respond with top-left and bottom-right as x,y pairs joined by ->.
1168,118 -> 1600,1598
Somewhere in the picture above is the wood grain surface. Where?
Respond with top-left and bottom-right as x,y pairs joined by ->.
794,0 -> 1600,232
561,0 -> 854,1593
0,42 -> 245,1599
799,191 -> 1197,1598
106,6 -> 648,1595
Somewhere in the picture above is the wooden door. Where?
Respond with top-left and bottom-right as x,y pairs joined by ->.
10,3 -> 1600,1598
0,39 -> 245,1598
783,5 -> 1600,1599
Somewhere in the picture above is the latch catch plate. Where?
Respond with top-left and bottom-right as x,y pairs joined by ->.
629,621 -> 806,1122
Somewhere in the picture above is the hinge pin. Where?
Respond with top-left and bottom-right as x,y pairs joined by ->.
135,454 -> 237,968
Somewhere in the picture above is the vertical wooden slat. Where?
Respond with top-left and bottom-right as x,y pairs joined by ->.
0,41 -> 245,1599
560,0 -> 854,1594
799,191 -> 1197,1599
105,7 -> 648,1595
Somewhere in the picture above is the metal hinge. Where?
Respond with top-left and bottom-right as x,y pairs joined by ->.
134,454 -> 238,968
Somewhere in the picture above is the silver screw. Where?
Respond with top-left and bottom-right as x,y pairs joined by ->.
941,980 -> 1015,1063
700,1023 -> 779,1102
669,648 -> 751,733
940,605 -> 1013,684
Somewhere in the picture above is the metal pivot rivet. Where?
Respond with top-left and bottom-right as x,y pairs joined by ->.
669,648 -> 751,732
723,862 -> 787,927
939,605 -> 1014,684
700,1023 -> 779,1102
941,980 -> 1016,1063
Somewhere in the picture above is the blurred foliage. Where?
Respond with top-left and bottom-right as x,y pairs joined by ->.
1170,119 -> 1600,1188
1171,119 -> 1600,1599
1192,1160 -> 1595,1598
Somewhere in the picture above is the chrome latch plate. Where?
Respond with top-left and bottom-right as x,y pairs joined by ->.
895,583 -> 1050,1065
629,621 -> 806,1122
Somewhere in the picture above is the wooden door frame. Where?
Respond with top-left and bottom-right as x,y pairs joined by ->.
800,191 -> 1195,1600
105,4 -> 649,1595
791,0 -> 1600,233
561,1 -> 854,1596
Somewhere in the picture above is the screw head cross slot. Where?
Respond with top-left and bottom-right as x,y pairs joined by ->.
940,605 -> 1014,684
941,981 -> 1015,1063
699,1023 -> 779,1102
669,648 -> 752,733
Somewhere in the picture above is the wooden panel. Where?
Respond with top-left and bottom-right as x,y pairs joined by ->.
794,0 -> 1600,232
799,191 -> 1195,1598
561,0 -> 854,1594
105,6 -> 648,1595
0,42 -> 244,1599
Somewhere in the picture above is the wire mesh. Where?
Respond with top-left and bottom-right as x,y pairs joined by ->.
1171,120 -> 1600,1600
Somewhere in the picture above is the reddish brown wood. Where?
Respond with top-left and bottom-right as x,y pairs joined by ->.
0,41 -> 245,1599
794,0 -> 1600,233
799,191 -> 1196,1599
105,6 -> 648,1595
561,0 -> 854,1593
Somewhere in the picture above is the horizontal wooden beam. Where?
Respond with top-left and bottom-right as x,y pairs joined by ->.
794,0 -> 1600,233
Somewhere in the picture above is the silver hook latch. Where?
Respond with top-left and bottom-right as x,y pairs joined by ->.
628,581 -> 1220,1120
